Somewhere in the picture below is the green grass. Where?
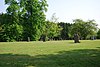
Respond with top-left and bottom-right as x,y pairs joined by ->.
0,40 -> 100,67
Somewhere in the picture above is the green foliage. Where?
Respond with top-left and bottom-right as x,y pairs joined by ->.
45,21 -> 62,38
0,14 -> 4,33
0,0 -> 23,42
70,19 -> 98,39
97,29 -> 100,39
42,13 -> 62,40
19,0 -> 48,41
0,0 -> 48,41
58,22 -> 72,40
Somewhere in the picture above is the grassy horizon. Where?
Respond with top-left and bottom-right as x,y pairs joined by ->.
0,40 -> 100,67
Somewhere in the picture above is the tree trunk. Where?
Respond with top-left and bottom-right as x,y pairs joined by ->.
74,34 -> 80,43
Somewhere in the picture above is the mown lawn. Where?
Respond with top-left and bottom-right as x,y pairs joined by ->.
0,40 -> 100,67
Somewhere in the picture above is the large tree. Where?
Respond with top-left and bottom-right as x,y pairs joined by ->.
4,0 -> 48,41
70,19 -> 98,39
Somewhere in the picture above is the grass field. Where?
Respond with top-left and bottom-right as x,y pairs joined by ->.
0,40 -> 100,67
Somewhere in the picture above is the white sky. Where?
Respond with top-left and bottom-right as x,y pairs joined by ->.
46,0 -> 100,28
0,0 -> 100,28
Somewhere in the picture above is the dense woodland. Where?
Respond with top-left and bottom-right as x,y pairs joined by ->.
0,0 -> 100,42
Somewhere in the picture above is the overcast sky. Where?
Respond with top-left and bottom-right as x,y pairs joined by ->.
0,0 -> 100,27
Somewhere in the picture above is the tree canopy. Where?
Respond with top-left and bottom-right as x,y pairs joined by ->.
0,0 -> 48,41
70,19 -> 98,39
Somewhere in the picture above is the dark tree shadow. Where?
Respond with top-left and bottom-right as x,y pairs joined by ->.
96,47 -> 100,49
0,48 -> 100,67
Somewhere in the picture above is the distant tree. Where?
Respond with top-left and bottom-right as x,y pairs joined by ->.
58,22 -> 72,40
42,21 -> 62,41
44,13 -> 62,40
70,19 -> 98,39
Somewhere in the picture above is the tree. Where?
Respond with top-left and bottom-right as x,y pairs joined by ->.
97,29 -> 100,39
4,0 -> 48,41
58,22 -> 72,40
70,19 -> 98,39
3,0 -> 23,41
0,13 -> 5,41
19,0 -> 48,41
0,13 -> 4,32
41,13 -> 62,41
74,33 -> 80,43
46,21 -> 62,40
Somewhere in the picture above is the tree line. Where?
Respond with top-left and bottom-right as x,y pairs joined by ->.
0,0 -> 100,42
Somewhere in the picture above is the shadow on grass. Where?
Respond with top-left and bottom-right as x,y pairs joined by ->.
0,48 -> 100,67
